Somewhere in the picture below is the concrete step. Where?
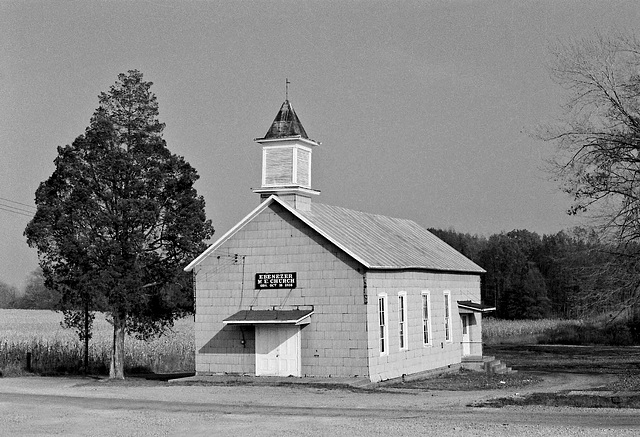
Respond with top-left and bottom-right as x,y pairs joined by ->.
483,357 -> 515,375
462,355 -> 516,374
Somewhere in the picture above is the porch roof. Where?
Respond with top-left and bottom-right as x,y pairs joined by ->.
457,300 -> 496,313
222,309 -> 314,325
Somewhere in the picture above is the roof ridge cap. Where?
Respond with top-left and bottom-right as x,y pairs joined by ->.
311,202 -> 420,224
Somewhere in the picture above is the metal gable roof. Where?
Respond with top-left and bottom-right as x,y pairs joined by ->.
296,202 -> 485,273
185,196 -> 485,274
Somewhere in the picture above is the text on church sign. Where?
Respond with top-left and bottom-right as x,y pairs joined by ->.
255,272 -> 297,289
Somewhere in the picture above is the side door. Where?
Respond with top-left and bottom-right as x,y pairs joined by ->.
461,314 -> 471,356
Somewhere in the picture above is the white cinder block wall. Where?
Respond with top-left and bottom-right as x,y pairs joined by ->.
366,271 -> 482,382
195,202 -> 370,377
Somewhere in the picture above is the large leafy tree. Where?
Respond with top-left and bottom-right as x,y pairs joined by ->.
25,70 -> 214,379
542,32 -> 640,316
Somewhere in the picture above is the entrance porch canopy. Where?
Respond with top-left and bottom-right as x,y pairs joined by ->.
223,309 -> 314,326
457,300 -> 496,314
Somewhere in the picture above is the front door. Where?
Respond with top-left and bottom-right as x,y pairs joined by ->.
255,325 -> 301,376
461,314 -> 471,356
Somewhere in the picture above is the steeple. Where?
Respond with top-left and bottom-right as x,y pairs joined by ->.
253,99 -> 320,211
261,100 -> 309,140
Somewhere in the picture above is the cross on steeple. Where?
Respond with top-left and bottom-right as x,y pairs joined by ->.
286,78 -> 290,101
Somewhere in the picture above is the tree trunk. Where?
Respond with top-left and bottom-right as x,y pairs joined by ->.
84,300 -> 89,375
109,311 -> 126,379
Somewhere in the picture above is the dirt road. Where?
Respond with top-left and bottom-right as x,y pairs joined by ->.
1,375 -> 638,436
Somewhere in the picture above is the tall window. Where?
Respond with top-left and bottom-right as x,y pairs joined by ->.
398,292 -> 408,350
444,291 -> 452,342
422,291 -> 431,346
378,294 -> 388,355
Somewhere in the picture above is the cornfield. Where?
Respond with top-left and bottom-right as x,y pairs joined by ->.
482,317 -> 580,344
0,309 -> 194,376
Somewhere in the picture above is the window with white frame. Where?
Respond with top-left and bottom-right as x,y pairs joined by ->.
444,290 -> 452,342
422,291 -> 432,346
398,291 -> 408,350
378,294 -> 388,355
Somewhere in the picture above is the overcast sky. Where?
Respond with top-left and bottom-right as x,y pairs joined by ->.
2,0 -> 639,288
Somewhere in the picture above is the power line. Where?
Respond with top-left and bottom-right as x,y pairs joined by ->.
0,196 -> 36,210
0,204 -> 33,218
0,196 -> 36,218
0,201 -> 35,214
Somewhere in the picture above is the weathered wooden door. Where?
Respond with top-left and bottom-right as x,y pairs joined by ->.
461,315 -> 471,356
255,325 -> 301,376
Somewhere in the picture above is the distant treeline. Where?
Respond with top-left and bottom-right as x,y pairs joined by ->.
2,227 -> 633,320
0,269 -> 59,310
428,227 -> 629,320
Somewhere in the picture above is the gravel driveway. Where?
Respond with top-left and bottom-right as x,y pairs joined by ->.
1,374 -> 638,436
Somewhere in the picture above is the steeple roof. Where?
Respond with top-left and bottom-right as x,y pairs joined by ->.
260,100 -> 309,140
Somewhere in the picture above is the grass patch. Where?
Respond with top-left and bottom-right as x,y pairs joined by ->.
475,392 -> 640,409
485,344 -> 640,374
607,373 -> 640,391
475,344 -> 640,409
387,368 -> 542,391
537,319 -> 640,346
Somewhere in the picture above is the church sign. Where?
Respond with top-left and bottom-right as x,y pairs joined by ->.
255,272 -> 297,289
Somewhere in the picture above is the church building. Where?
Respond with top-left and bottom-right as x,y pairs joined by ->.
185,99 -> 489,382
